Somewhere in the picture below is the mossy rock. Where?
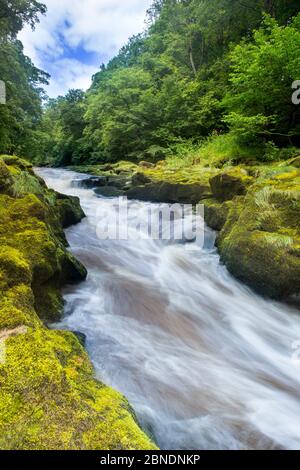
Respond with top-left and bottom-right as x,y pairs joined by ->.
0,155 -> 33,171
0,156 -> 156,449
127,181 -> 210,204
203,199 -> 232,231
218,189 -> 300,299
94,186 -> 125,198
55,192 -> 85,228
132,172 -> 152,186
107,176 -> 132,190
0,328 -> 157,450
210,168 -> 252,201
0,159 -> 13,195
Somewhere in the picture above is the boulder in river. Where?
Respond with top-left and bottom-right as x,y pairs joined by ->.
72,176 -> 108,189
94,186 -> 125,198
127,181 -> 210,204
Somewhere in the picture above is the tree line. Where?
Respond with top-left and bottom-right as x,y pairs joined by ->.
1,1 -> 300,165
0,0 -> 49,158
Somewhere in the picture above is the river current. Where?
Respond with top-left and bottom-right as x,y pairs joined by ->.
38,168 -> 300,450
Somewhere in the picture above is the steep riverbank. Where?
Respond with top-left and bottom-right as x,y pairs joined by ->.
71,157 -> 300,301
0,156 -> 156,450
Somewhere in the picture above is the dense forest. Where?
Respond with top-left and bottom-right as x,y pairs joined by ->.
1,1 -> 300,166
3,0 -> 300,167
0,0 -> 49,158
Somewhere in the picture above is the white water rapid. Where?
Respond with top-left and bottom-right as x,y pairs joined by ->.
37,168 -> 300,451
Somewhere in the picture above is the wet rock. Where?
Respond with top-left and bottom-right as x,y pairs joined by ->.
94,186 -> 125,198
204,199 -> 232,231
127,181 -> 210,205
218,190 -> 300,299
107,176 -> 131,190
72,331 -> 87,347
209,169 -> 252,201
55,192 -> 85,228
73,176 -> 108,189
132,172 -> 152,186
59,251 -> 87,284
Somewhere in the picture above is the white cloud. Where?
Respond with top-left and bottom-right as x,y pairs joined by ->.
19,0 -> 152,97
45,59 -> 99,97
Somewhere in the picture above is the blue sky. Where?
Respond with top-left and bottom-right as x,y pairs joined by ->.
19,0 -> 152,97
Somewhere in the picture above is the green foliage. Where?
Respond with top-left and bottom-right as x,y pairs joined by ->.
0,1 -> 49,159
0,0 -> 46,38
223,14 -> 300,147
37,0 -> 300,166
36,89 -> 86,166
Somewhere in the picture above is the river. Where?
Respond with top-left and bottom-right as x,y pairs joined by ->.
37,168 -> 300,450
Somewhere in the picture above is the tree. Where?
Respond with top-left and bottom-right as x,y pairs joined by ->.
0,0 -> 46,38
0,0 -> 48,158
223,15 -> 300,147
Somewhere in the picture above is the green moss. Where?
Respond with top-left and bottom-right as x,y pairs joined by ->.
203,199 -> 232,231
209,168 -> 253,201
55,193 -> 85,228
0,246 -> 32,291
218,188 -> 300,299
0,328 -> 156,450
0,155 -> 156,450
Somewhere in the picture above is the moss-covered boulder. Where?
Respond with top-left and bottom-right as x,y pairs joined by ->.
0,327 -> 157,450
55,192 -> 85,228
209,168 -> 252,201
0,156 -> 156,450
203,199 -> 232,231
218,186 -> 300,299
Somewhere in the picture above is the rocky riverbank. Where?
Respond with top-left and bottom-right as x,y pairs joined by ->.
71,157 -> 300,302
0,156 -> 157,450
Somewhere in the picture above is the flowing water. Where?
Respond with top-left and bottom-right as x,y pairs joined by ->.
38,168 -> 300,450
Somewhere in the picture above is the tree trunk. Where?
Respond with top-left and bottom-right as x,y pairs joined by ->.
189,45 -> 197,77
264,0 -> 275,16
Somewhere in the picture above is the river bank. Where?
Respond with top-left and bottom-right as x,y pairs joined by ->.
0,155 -> 156,450
70,156 -> 300,302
